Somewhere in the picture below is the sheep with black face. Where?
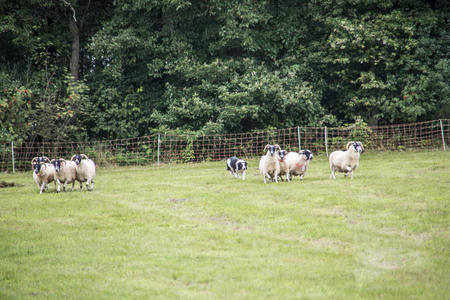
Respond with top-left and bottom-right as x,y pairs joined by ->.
71,154 -> 96,191
51,158 -> 78,192
259,144 -> 281,183
32,162 -> 56,194
329,141 -> 364,179
280,149 -> 314,181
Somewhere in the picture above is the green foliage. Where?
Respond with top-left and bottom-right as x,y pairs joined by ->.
317,0 -> 450,125
0,79 -> 32,142
1,0 -> 449,140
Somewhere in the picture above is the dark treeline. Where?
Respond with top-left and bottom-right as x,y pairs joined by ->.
1,0 -> 449,142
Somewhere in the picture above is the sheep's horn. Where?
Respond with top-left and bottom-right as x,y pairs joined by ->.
42,156 -> 50,162
263,144 -> 270,151
60,159 -> 66,162
31,157 -> 38,164
50,159 -> 56,164
346,141 -> 354,149
81,154 -> 89,159
71,155 -> 77,161
358,141 -> 365,152
274,144 -> 281,150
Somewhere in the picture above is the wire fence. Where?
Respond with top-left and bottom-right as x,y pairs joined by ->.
1,119 -> 448,172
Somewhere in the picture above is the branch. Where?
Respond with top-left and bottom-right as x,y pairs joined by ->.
62,0 -> 77,22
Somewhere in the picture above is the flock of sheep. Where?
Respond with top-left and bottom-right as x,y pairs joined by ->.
30,141 -> 364,193
227,141 -> 365,182
31,154 -> 96,194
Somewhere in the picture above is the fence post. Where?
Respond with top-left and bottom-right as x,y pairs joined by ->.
297,126 -> 301,150
325,127 -> 328,157
157,134 -> 161,166
11,142 -> 15,174
440,119 -> 446,151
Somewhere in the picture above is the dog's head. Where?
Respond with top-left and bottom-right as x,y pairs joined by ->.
236,160 -> 247,171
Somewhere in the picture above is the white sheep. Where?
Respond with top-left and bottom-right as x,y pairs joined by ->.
31,156 -> 51,190
276,150 -> 289,181
259,144 -> 281,183
51,159 -> 78,192
32,162 -> 56,194
280,150 -> 314,181
329,141 -> 364,179
71,154 -> 96,191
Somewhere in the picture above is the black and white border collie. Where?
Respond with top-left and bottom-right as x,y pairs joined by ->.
226,157 -> 248,180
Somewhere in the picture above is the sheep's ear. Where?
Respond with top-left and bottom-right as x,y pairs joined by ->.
346,141 -> 354,149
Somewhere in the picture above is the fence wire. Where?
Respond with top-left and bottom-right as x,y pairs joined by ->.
1,119 -> 448,172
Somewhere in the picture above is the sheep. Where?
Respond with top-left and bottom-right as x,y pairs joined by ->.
226,157 -> 248,180
280,150 -> 314,181
329,141 -> 364,179
71,154 -> 96,191
50,159 -> 78,192
259,144 -> 281,183
276,149 -> 289,181
32,162 -> 56,194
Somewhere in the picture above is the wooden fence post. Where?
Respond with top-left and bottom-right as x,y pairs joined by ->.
297,126 -> 301,150
325,127 -> 328,157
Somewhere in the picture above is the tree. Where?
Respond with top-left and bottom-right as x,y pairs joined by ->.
313,0 -> 450,125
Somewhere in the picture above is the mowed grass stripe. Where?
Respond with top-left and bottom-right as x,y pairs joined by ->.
0,150 -> 449,299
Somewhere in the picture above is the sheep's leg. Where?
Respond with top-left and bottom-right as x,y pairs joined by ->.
242,171 -> 245,180
330,168 -> 336,179
63,181 -> 68,192
39,182 -> 46,194
300,174 -> 304,180
264,173 -> 271,183
71,181 -> 75,191
286,170 -> 290,182
229,171 -> 234,178
344,166 -> 352,178
88,179 -> 94,191
274,172 -> 279,183
56,179 -> 61,193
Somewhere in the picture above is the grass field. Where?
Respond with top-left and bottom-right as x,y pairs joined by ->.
0,150 -> 449,299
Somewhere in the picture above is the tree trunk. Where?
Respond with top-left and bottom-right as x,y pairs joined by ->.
69,15 -> 80,81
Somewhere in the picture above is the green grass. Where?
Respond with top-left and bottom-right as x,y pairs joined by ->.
0,150 -> 449,299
